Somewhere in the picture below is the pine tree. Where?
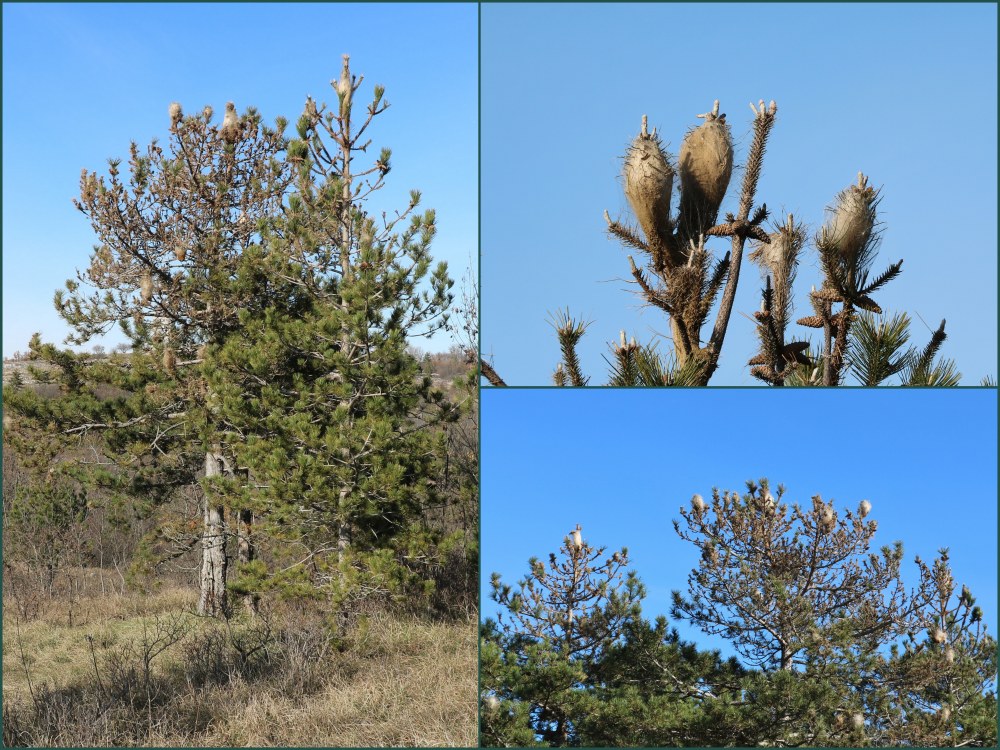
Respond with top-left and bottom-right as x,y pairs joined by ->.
483,526 -> 644,746
672,480 -> 995,746
3,58 -> 457,620
673,480 -> 928,672
879,552 -> 997,745
197,55 -> 457,611
42,98 -> 292,615
483,528 -> 750,748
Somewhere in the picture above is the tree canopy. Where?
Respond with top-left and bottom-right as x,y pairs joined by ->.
482,480 -> 996,747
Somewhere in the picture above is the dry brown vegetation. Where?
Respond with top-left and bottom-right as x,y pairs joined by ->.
3,583 -> 476,747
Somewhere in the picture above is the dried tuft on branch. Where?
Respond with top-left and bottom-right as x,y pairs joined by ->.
139,272 -> 153,303
220,101 -> 240,143
821,172 -> 877,262
678,101 -> 734,241
623,118 -> 674,251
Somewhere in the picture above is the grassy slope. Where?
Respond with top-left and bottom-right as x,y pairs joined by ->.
3,587 -> 476,747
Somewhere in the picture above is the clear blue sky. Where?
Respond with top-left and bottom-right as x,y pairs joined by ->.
481,388 -> 998,661
481,3 -> 998,386
2,2 -> 476,357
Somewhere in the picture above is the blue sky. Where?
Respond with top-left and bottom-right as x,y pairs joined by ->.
2,2 -> 476,357
481,3 -> 998,386
481,388 -> 998,661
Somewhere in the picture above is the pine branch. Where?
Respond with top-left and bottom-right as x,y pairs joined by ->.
628,256 -> 673,315
859,259 -> 904,296
905,319 -> 949,385
749,279 -> 793,386
704,219 -> 770,244
549,309 -> 590,386
607,335 -> 641,386
697,251 -> 731,324
750,203 -> 770,226
829,304 -> 854,385
480,358 -> 507,387
846,311 -> 911,386
704,100 -> 778,383
604,211 -> 650,253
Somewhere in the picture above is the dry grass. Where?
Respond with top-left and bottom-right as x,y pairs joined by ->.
3,586 -> 199,696
3,587 -> 190,692
208,614 -> 476,747
3,588 -> 477,747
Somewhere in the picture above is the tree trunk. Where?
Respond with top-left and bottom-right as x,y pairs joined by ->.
235,506 -> 259,615
555,716 -> 569,746
198,449 -> 228,617
236,508 -> 253,565
335,75 -> 354,575
779,643 -> 794,671
337,486 -> 351,565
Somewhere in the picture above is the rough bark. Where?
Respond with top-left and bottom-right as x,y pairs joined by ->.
198,449 -> 228,617
479,358 -> 507,387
